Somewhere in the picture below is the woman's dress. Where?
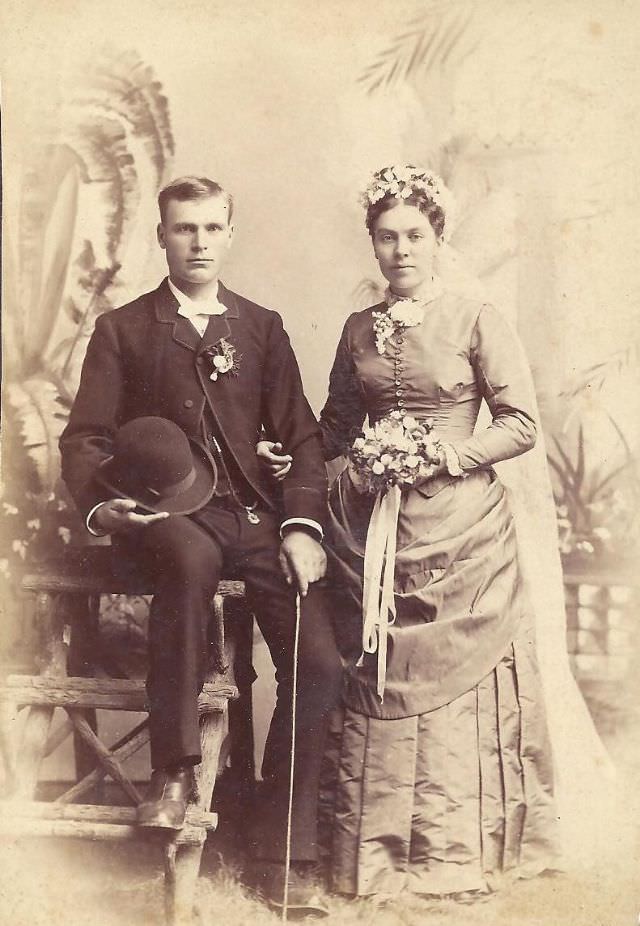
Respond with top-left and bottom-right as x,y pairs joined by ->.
319,293 -> 562,896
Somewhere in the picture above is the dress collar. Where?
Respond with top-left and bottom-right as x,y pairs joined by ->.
385,276 -> 444,308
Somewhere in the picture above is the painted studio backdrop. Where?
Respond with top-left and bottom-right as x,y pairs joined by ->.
1,0 -> 639,782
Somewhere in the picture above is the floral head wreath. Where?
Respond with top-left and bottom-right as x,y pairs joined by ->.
360,165 -> 455,241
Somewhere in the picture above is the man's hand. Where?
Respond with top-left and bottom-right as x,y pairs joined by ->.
256,440 -> 292,481
93,498 -> 170,534
279,530 -> 327,597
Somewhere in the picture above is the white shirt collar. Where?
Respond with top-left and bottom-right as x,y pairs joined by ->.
167,277 -> 227,318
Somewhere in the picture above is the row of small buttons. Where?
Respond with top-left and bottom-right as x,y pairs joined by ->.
393,332 -> 405,408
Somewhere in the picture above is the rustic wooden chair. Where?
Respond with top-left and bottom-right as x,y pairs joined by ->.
0,546 -> 252,925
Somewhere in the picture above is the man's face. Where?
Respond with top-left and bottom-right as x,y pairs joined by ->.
157,195 -> 233,288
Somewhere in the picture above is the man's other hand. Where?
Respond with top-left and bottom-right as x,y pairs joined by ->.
93,498 -> 170,533
279,530 -> 327,597
256,440 -> 292,481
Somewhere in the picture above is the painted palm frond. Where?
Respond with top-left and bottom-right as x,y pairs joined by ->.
548,433 -> 591,526
549,415 -> 640,557
60,241 -> 115,325
17,146 -> 81,375
3,51 -> 174,512
358,2 -> 478,94
70,114 -> 139,263
10,51 -> 174,386
80,48 -> 175,186
550,422 -> 636,500
6,380 -> 71,492
562,341 -> 640,397
57,248 -> 122,385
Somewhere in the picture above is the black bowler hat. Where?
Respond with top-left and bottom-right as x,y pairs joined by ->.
97,417 -> 217,515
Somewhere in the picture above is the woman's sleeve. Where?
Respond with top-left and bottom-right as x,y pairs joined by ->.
448,304 -> 538,470
319,317 -> 367,462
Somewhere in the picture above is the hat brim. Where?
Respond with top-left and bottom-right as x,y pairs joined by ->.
96,439 -> 217,516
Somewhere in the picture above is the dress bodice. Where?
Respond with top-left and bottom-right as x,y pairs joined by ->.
352,298 -> 484,439
320,294 -> 538,470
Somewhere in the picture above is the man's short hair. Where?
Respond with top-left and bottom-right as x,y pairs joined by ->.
158,176 -> 234,223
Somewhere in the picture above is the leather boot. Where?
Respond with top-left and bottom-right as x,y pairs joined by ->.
137,766 -> 197,830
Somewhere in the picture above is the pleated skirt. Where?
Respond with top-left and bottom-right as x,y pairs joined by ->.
321,636 -> 562,897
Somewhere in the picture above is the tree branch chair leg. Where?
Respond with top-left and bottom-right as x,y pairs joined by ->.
13,591 -> 66,799
163,594 -> 232,926
67,593 -> 101,795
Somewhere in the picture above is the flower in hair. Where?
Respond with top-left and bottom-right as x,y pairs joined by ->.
361,164 -> 454,233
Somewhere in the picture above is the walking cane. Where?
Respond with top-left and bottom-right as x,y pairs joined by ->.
281,591 -> 301,923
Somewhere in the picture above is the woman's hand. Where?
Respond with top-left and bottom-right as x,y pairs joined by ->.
407,450 -> 452,488
256,440 -> 292,481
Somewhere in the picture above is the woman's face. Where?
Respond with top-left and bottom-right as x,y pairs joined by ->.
372,202 -> 439,296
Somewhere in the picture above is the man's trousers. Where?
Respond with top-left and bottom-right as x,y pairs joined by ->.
114,499 -> 343,862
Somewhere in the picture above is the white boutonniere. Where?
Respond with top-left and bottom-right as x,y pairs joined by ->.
203,338 -> 241,381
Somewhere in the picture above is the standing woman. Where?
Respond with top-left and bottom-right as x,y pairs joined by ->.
259,165 -> 607,900
314,166 -> 560,899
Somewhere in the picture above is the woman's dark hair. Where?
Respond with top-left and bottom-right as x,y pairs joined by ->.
158,176 -> 234,223
366,189 -> 445,241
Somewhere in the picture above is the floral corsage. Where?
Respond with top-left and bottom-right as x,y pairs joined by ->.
348,412 -> 442,494
372,301 -> 425,355
202,338 -> 241,381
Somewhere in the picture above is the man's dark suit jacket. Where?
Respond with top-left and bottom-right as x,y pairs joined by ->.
60,279 -> 328,528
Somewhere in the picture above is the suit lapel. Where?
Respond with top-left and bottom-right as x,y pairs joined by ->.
154,279 -> 201,352
199,314 -> 232,351
197,284 -> 243,420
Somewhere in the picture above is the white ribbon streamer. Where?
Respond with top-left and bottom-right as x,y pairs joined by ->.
358,484 -> 402,699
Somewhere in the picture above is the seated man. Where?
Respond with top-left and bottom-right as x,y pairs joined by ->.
59,176 -> 342,914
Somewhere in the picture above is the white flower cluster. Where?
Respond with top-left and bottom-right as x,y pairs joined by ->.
388,301 -> 425,327
361,165 -> 452,217
372,301 -> 425,356
349,411 -> 442,494
212,354 -> 233,376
